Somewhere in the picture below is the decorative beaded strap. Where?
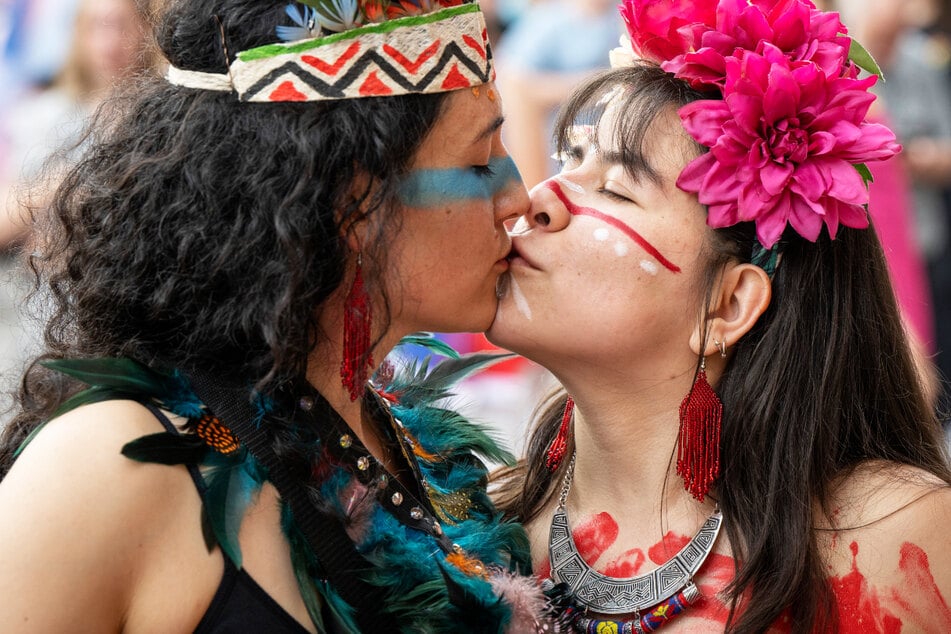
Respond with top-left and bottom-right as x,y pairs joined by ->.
574,582 -> 701,633
168,5 -> 493,102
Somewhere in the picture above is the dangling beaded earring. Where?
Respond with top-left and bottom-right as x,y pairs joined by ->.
676,355 -> 722,501
545,396 -> 575,472
340,255 -> 373,401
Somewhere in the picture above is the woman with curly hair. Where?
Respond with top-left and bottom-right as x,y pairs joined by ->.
491,0 -> 951,631
0,0 -> 548,631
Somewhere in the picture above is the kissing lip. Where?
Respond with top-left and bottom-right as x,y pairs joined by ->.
507,239 -> 540,270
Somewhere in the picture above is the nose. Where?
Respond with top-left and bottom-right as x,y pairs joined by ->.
525,177 -> 571,231
494,162 -> 530,226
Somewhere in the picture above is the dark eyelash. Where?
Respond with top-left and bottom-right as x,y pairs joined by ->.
597,187 -> 632,203
473,164 -> 496,177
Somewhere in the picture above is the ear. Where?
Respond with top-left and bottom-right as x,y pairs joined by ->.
689,262 -> 772,357
340,169 -> 376,252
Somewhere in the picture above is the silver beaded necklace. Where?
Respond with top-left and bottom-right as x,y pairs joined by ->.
548,453 -> 724,615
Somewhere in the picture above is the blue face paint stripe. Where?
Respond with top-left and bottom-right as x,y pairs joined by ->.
398,155 -> 522,208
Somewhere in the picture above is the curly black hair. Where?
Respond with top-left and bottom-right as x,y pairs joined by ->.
0,0 -> 451,474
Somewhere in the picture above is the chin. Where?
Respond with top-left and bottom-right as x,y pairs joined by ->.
449,302 -> 497,335
485,306 -> 521,352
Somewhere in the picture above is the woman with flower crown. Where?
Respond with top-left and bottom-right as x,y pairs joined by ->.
491,0 -> 951,631
0,0 -> 555,631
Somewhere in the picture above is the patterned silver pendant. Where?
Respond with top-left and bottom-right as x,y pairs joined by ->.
548,506 -> 723,615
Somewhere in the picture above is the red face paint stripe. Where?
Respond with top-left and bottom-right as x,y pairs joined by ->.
545,180 -> 681,273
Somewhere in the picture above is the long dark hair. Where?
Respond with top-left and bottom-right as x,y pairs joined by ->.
0,0 -> 450,475
493,64 -> 951,633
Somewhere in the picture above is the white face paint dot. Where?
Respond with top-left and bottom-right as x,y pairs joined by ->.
593,228 -> 610,242
640,260 -> 659,276
614,242 -> 629,257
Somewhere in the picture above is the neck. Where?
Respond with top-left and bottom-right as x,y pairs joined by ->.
307,295 -> 408,467
555,361 -> 716,526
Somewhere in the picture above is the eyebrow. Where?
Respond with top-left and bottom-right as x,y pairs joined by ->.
601,149 -> 661,186
473,116 -> 505,144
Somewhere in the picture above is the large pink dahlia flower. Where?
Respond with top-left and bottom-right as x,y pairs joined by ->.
675,47 -> 901,248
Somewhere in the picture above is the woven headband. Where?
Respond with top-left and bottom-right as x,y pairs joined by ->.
166,4 -> 493,102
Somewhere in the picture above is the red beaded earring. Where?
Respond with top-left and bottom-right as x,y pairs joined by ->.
545,396 -> 575,471
340,256 -> 373,401
676,356 -> 722,501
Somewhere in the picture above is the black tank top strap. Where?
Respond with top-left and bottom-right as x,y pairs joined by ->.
142,401 -> 207,496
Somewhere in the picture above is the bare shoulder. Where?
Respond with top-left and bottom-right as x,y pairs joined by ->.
818,462 -> 951,631
0,400 -> 198,632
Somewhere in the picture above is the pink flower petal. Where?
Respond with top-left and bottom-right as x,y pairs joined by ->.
819,157 -> 868,204
754,202 -> 789,248
788,192 -> 824,241
679,101 -> 732,146
760,160 -> 794,196
676,152 -> 717,195
707,201 -> 741,228
763,65 -> 800,123
836,200 -> 871,230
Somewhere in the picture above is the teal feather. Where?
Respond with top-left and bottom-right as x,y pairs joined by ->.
121,432 -> 208,465
402,405 -> 514,466
417,352 -> 513,392
439,565 -> 504,631
31,355 -> 539,632
202,451 -> 260,568
282,505 -> 363,634
393,333 -> 461,359
316,580 -> 361,634
285,518 -> 330,632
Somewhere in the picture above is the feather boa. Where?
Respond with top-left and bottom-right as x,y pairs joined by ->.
30,339 -> 552,633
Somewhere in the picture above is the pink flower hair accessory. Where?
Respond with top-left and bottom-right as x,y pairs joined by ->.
616,0 -> 901,249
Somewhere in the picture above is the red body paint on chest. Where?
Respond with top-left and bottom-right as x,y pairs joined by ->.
544,180 -> 681,273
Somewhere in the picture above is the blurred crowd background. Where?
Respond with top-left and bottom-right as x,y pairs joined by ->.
1,0 -> 951,454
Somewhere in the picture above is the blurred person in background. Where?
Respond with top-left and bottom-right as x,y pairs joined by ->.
837,0 -> 951,420
494,0 -> 619,189
0,0 -> 150,421
0,0 -> 82,109
1,0 -> 149,246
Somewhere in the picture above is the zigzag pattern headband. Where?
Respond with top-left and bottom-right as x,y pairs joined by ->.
166,4 -> 493,102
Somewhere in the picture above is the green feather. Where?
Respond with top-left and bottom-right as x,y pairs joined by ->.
41,357 -> 172,395
52,386 -> 144,419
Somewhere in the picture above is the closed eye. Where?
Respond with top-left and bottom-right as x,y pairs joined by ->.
598,187 -> 634,204
473,164 -> 496,178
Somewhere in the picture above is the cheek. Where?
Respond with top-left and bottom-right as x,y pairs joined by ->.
582,227 -> 665,274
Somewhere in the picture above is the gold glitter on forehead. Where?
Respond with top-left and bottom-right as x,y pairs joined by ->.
471,86 -> 480,98
487,88 -> 496,102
